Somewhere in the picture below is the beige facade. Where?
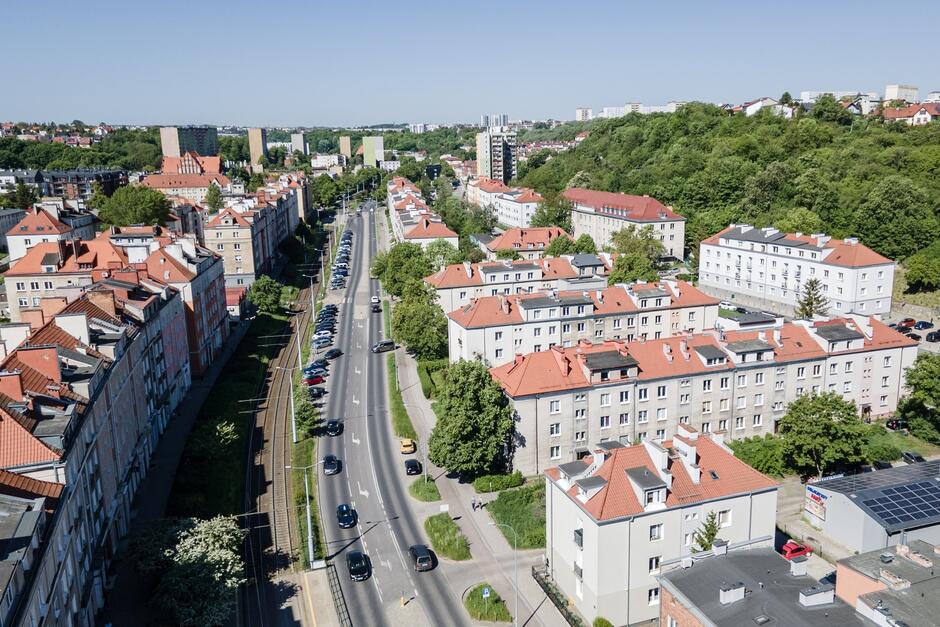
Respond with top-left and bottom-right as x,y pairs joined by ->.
339,136 -> 352,158
248,127 -> 267,169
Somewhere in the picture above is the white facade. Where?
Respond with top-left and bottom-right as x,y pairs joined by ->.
698,224 -> 895,318
492,189 -> 543,228
800,90 -> 879,102
575,107 -> 593,121
311,154 -> 345,168
885,84 -> 918,102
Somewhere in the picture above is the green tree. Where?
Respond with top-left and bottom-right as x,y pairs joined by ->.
609,225 -> 665,263
382,242 -> 433,297
607,252 -> 659,285
778,393 -> 868,478
294,388 -> 320,437
529,195 -> 572,232
572,234 -> 597,253
2,182 -> 38,210
311,174 -> 338,207
779,91 -> 793,105
392,296 -> 449,359
727,434 -> 788,476
248,275 -> 284,313
428,360 -> 515,476
855,176 -> 939,260
95,185 -> 171,226
773,207 -> 823,234
795,277 -> 829,319
811,93 -> 852,125
543,235 -> 575,257
496,249 -> 521,260
905,352 -> 940,410
692,511 -> 720,553
204,184 -> 223,212
904,242 -> 940,291
425,238 -> 464,270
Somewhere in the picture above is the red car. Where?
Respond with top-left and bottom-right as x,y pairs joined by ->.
898,318 -> 917,329
303,375 -> 325,386
780,540 -> 813,560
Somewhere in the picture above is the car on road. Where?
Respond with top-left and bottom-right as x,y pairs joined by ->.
873,460 -> 894,470
371,295 -> 380,305
408,545 -> 433,572
400,438 -> 417,454
927,331 -> 940,343
886,419 -> 909,431
346,550 -> 370,581
719,301 -> 733,309
780,540 -> 813,560
405,459 -> 422,475
336,504 -> 357,528
322,455 -> 341,475
304,375 -> 325,386
325,420 -> 342,436
914,321 -> 934,330
902,451 -> 926,464
908,333 -> 922,342
898,318 -> 917,328
371,339 -> 395,353
325,348 -> 342,359
371,303 -> 381,313
307,386 -> 326,399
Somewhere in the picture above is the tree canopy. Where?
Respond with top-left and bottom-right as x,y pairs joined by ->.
93,185 -> 171,226
248,275 -> 284,313
391,284 -> 448,359
778,393 -> 868,478
607,252 -> 659,285
796,277 -> 829,319
375,242 -> 434,297
529,195 -> 572,232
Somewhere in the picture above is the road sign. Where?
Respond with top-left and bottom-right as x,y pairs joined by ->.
482,587 -> 491,599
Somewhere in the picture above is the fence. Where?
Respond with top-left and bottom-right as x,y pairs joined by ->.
531,565 -> 586,627
326,561 -> 353,627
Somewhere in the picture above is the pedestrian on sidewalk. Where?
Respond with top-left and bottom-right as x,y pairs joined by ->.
471,497 -> 477,512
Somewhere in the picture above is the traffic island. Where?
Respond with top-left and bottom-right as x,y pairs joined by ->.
423,513 -> 471,561
463,583 -> 512,623
408,476 -> 441,502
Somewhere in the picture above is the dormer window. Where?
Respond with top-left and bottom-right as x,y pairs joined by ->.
43,265 -> 55,273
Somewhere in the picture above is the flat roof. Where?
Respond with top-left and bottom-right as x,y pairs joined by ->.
582,350 -> 639,371
575,476 -> 607,491
558,460 -> 588,476
568,254 -> 604,267
814,324 -> 865,342
725,339 -> 774,353
693,345 -> 727,360
658,549 -> 867,627
626,466 -> 666,490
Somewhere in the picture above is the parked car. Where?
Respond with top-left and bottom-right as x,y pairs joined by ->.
886,419 -> 909,431
371,295 -> 380,305
408,544 -> 433,572
336,504 -> 357,529
322,455 -> 341,475
887,322 -> 899,329
902,451 -> 926,464
780,540 -> 813,560
305,367 -> 327,378
371,303 -> 381,313
908,333 -> 922,342
371,339 -> 395,353
914,321 -> 934,330
314,330 -> 332,340
405,459 -> 422,475
313,338 -> 332,349
898,318 -> 917,328
304,375 -> 325,386
346,550 -> 370,581
325,420 -> 342,436
719,301 -> 733,309
308,358 -> 328,369
323,304 -> 338,312
400,438 -> 417,454
873,460 -> 894,470
926,331 -> 940,343
307,386 -> 326,399
325,348 -> 342,359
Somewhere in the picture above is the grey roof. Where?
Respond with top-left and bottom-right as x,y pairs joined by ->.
568,254 -> 604,268
518,296 -> 560,309
558,295 -> 594,307
725,339 -> 773,354
40,252 -> 59,266
625,466 -> 666,490
721,226 -> 825,251
582,350 -> 638,371
811,461 -> 940,532
693,345 -> 727,360
814,324 -> 865,342
595,441 -> 625,452
0,494 -> 43,601
479,261 -> 538,273
575,476 -> 607,491
632,286 -> 669,299
658,549 -> 867,627
733,312 -> 778,325
558,460 -> 588,477
471,233 -> 495,245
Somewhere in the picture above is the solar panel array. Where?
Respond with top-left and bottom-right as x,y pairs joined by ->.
860,480 -> 940,530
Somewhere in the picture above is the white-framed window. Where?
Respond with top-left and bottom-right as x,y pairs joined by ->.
550,446 -> 560,460
549,423 -> 560,436
649,523 -> 663,541
495,331 -> 503,341
648,587 -> 660,605
549,400 -> 560,414
657,385 -> 667,399
638,410 -> 648,423
753,414 -> 763,427
648,556 -> 661,574
495,348 -> 503,359
735,417 -> 745,430
684,533 -> 693,547
600,415 -> 610,429
638,388 -> 648,401
619,412 -> 630,425
718,509 -> 732,527
600,393 -> 611,407
656,407 -> 667,421
755,372 -> 764,384
619,390 -> 630,403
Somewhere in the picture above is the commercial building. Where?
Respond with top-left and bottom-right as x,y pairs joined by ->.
361,136 -> 384,168
448,280 -> 719,366
575,107 -> 593,121
339,136 -> 352,158
657,547 -> 866,627
544,427 -> 779,626
885,84 -> 918,103
248,127 -> 268,170
476,129 -> 517,184
836,540 -> 940,626
425,255 -> 609,312
290,132 -> 307,155
159,126 -> 219,158
803,461 -> 940,554
491,315 -> 917,475
475,227 -> 570,260
800,90 -> 879,102
698,224 -> 895,318
565,188 -> 685,258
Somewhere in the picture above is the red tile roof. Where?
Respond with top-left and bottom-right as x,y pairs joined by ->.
483,227 -> 570,252
0,468 -> 63,500
424,256 -> 579,289
141,173 -> 231,190
0,398 -> 61,468
546,436 -> 778,521
702,227 -> 893,268
563,188 -> 683,222
6,207 -> 72,237
404,218 -> 458,240
5,239 -> 128,277
161,152 -> 222,175
883,103 -> 940,120
206,207 -> 252,228
475,177 -> 512,194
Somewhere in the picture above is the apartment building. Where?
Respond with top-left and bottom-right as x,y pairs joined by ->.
248,127 -> 268,169
476,129 -> 517,184
491,315 -> 918,475
386,177 -> 458,249
574,107 -> 593,121
0,207 -> 25,252
159,126 -> 218,157
476,227 -> 570,260
0,283 -> 189,627
448,280 -> 719,366
362,136 -> 384,168
698,224 -> 895,317
565,188 -> 685,258
545,428 -> 779,626
493,188 -> 544,228
466,177 -> 510,209
0,170 -> 126,201
425,255 -> 610,312
6,207 -> 76,263
141,172 -> 232,204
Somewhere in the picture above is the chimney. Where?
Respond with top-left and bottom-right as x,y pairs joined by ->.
500,296 -> 510,315
712,538 -> 728,556
463,261 -> 472,278
0,371 -> 25,401
718,580 -> 744,605
798,585 -> 835,607
773,328 -> 782,345
596,290 -> 603,303
790,556 -> 808,577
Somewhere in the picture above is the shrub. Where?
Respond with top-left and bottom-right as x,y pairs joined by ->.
487,483 -> 546,549
387,355 -> 418,439
473,471 -> 524,493
408,477 -> 441,502
593,619 -> 614,627
464,583 -> 512,623
728,434 -> 789,476
424,513 -> 471,561
417,365 -> 433,398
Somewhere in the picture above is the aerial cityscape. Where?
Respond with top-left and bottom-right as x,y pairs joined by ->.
2,3 -> 940,627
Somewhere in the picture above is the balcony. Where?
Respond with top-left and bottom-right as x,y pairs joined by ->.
574,528 -> 583,548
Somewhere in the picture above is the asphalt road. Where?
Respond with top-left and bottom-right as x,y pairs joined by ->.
317,208 -> 470,627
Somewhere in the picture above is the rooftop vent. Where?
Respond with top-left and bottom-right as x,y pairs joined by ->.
719,581 -> 746,605
753,616 -> 771,625
880,553 -> 894,564
799,584 -> 834,607
790,556 -> 808,577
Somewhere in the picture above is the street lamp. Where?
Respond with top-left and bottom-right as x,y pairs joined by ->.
489,522 -> 518,627
286,463 -> 318,566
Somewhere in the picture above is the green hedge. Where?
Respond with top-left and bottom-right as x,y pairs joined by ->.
417,359 -> 449,398
386,354 -> 418,440
408,477 -> 441,502
472,471 -> 524,493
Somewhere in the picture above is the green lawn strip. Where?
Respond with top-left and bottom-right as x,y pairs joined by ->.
424,513 -> 471,561
386,355 -> 418,440
168,310 -> 288,517
416,359 -> 449,399
472,471 -> 524,494
292,438 -> 324,567
408,477 -> 442,502
464,583 -> 512,623
487,483 -> 546,549
894,266 -> 940,308
875,429 -> 940,458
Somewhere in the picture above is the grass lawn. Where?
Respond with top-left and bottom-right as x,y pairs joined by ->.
487,483 -> 546,549
876,429 -> 940,458
386,354 -> 418,440
292,437 -> 324,566
464,583 -> 512,623
893,266 -> 940,309
424,513 -> 471,561
408,476 -> 442,502
719,307 -> 743,319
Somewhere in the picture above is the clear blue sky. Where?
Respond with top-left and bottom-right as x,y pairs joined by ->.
4,0 -> 938,127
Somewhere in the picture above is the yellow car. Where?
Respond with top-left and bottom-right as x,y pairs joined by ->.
399,438 -> 417,454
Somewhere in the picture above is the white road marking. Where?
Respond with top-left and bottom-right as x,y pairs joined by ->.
357,482 -> 370,499
351,433 -> 360,445
352,396 -> 360,405
354,366 -> 361,375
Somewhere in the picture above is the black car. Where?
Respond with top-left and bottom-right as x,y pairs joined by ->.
405,459 -> 422,475
336,504 -> 356,528
908,333 -> 922,342
346,550 -> 370,581
325,348 -> 342,359
408,544 -> 433,572
307,386 -> 326,399
371,303 -> 382,313
322,455 -> 341,475
323,304 -> 338,312
902,451 -> 926,464
873,460 -> 894,470
309,358 -> 328,369
325,420 -> 342,436
927,331 -> 940,343
886,419 -> 909,431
